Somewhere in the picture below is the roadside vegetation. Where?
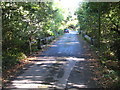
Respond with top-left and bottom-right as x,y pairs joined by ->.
1,1 -> 120,88
76,2 -> 120,88
2,2 -> 65,71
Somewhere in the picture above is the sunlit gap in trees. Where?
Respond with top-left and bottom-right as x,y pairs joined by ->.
55,0 -> 83,18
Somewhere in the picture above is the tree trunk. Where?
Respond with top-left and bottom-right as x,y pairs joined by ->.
98,3 -> 101,49
29,37 -> 32,54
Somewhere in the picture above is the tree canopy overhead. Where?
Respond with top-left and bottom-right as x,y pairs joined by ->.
2,2 -> 65,69
76,2 -> 120,88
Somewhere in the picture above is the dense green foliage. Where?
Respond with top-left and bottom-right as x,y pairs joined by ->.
76,2 -> 120,88
2,1 -> 120,88
2,2 -> 64,70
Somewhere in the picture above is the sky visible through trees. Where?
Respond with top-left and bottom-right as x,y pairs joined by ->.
1,0 -> 120,88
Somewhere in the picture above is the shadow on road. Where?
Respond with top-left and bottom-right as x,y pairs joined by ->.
5,31 -> 100,89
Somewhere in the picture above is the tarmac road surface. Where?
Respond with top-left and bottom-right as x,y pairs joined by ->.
6,30 -> 99,89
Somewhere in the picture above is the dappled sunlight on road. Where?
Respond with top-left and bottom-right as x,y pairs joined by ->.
66,57 -> 85,61
8,56 -> 86,89
47,44 -> 58,47
69,30 -> 79,34
11,83 -> 51,88
58,41 -> 80,45
68,82 -> 87,88
6,31 -> 99,89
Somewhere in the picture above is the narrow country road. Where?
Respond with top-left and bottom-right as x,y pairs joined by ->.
6,30 -> 99,89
